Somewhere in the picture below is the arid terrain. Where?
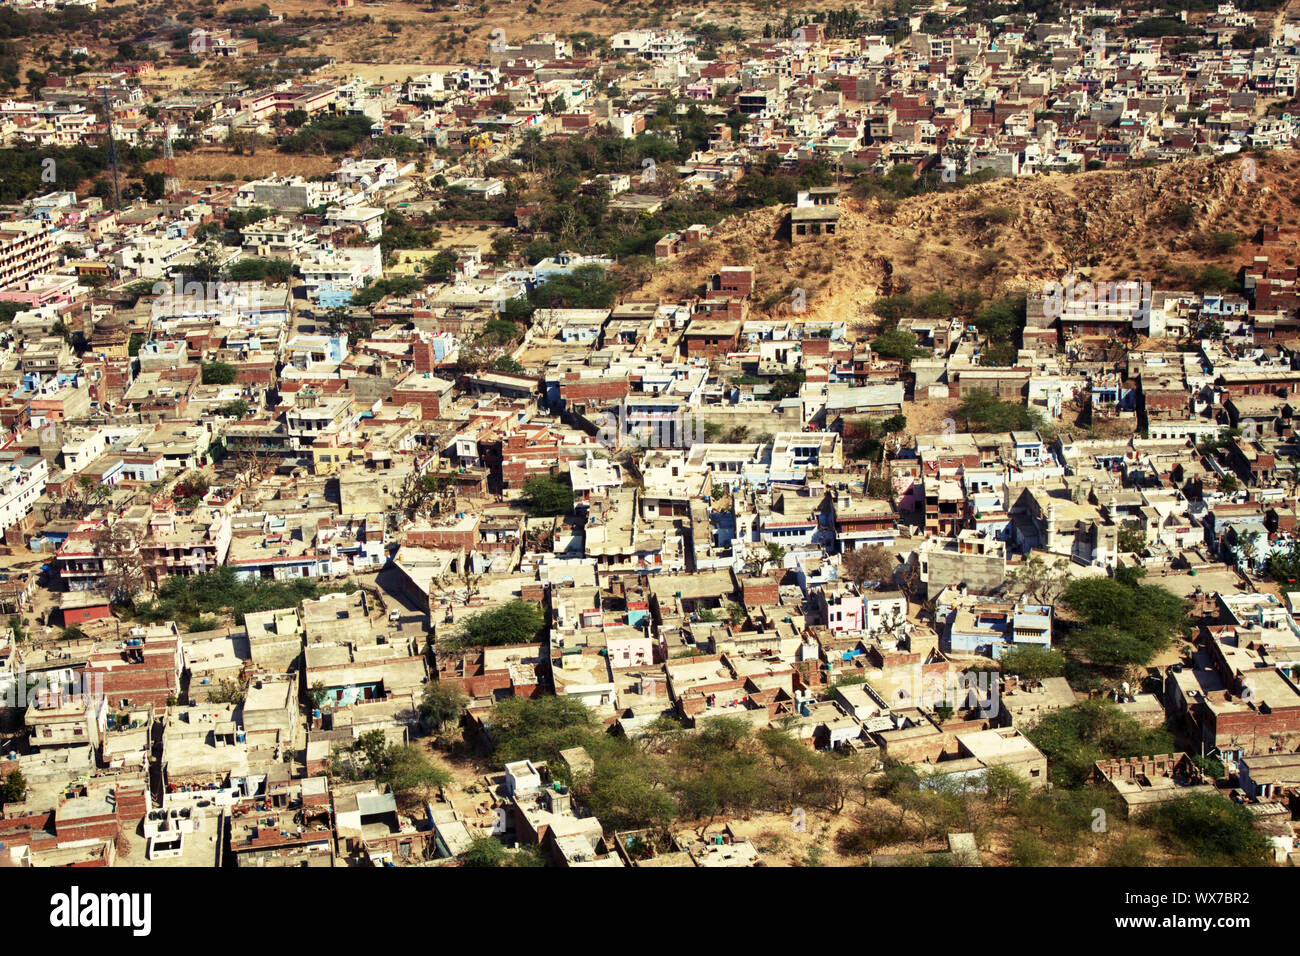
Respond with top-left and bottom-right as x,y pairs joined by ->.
635,150 -> 1300,326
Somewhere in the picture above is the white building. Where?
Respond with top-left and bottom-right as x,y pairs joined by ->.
297,245 -> 383,306
0,452 -> 48,536
406,72 -> 445,99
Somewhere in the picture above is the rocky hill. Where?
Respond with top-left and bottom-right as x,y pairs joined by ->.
635,149 -> 1300,328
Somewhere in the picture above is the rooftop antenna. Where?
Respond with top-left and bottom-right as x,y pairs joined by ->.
102,91 -> 121,212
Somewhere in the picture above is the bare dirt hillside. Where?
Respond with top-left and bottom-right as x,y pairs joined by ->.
637,150 -> 1300,327
144,150 -> 340,185
217,0 -> 889,68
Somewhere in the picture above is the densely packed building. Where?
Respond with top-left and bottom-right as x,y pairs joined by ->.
0,2 -> 1299,870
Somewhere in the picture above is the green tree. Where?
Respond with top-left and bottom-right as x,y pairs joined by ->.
956,389 -> 1044,432
188,242 -> 225,284
521,473 -> 573,517
1117,520 -> 1147,554
226,258 -> 270,281
841,544 -> 895,588
488,696 -> 601,764
983,764 -> 1030,810
1143,792 -> 1271,866
307,682 -> 329,709
463,836 -> 510,866
1269,539 -> 1300,585
765,369 -> 806,400
383,745 -> 452,795
201,361 -> 238,385
1060,577 -> 1187,668
0,768 -> 27,803
870,329 -> 920,363
1003,555 -> 1071,604
582,757 -> 678,832
998,645 -> 1067,681
344,729 -> 451,796
418,682 -> 469,732
1027,699 -> 1174,788
458,600 -> 546,648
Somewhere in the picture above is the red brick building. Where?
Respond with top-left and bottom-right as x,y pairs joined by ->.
85,631 -> 183,711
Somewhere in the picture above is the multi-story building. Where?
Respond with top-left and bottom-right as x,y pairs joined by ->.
137,505 -> 233,586
0,451 -> 48,537
284,392 -> 357,452
298,245 -> 383,307
0,220 -> 56,290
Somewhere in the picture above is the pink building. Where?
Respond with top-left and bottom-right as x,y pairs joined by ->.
606,632 -> 655,669
817,586 -> 864,632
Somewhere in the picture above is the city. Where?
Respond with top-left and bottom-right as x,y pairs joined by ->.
0,0 -> 1294,893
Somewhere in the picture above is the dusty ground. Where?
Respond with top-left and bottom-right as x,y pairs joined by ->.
901,396 -> 963,437
316,61 -> 457,83
144,150 -> 340,185
726,808 -> 858,866
284,0 -> 892,62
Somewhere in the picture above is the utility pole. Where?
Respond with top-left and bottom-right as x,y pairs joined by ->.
102,91 -> 121,212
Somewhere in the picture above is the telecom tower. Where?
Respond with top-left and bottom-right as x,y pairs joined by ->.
101,91 -> 121,211
163,124 -> 180,196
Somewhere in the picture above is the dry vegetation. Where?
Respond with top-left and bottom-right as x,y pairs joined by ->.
635,150 -> 1300,327
143,149 -> 340,184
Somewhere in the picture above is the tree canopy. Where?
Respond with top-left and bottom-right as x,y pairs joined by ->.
1027,698 -> 1175,788
522,473 -> 574,517
457,600 -> 547,647
201,361 -> 238,385
998,645 -> 1067,681
870,329 -> 920,363
956,389 -> 1045,432
485,698 -> 863,836
1060,576 -> 1188,668
1143,792 -> 1271,866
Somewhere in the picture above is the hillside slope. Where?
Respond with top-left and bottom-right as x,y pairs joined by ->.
635,150 -> 1300,327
